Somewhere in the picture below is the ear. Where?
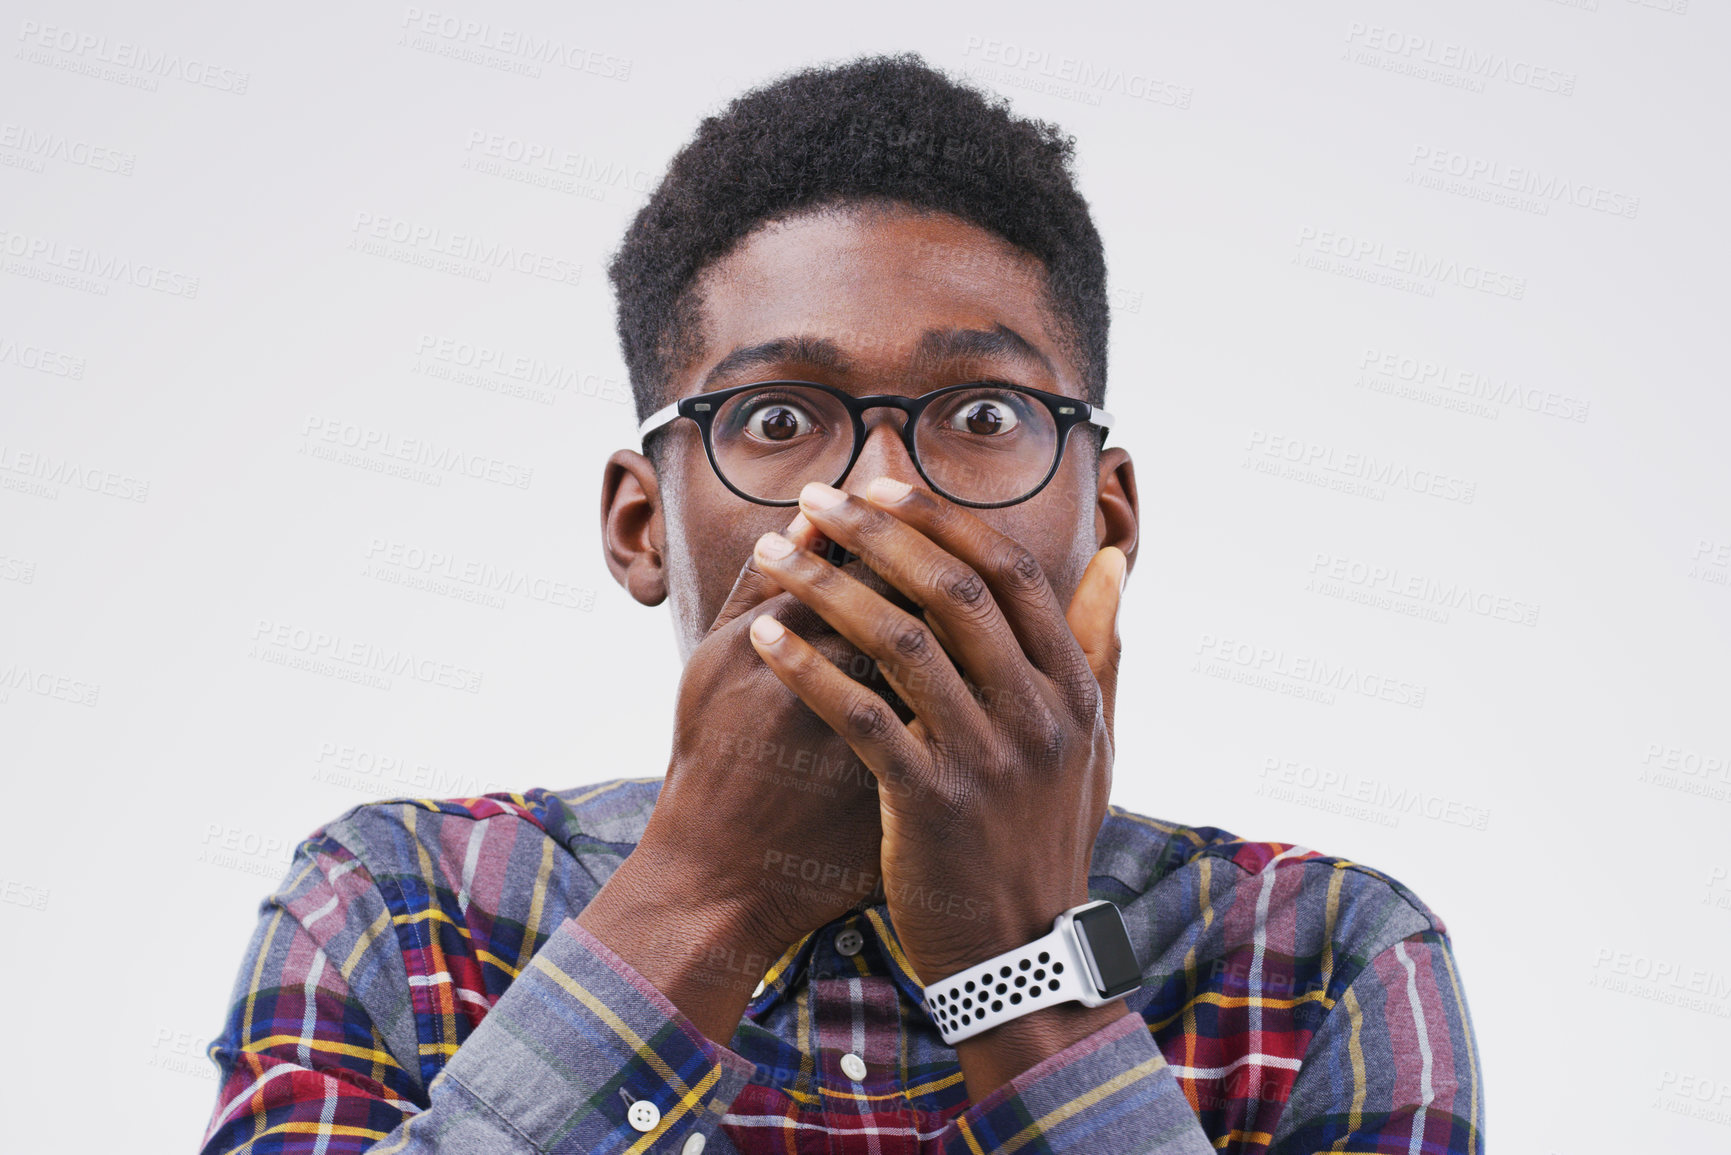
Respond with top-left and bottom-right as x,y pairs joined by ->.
1094,446 -> 1138,578
601,449 -> 668,607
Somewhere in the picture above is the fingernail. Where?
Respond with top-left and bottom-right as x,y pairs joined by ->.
786,511 -> 811,541
756,531 -> 794,560
800,481 -> 846,510
868,476 -> 912,504
751,614 -> 785,644
1116,551 -> 1129,593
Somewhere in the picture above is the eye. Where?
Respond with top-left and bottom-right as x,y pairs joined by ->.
743,397 -> 822,442
945,393 -> 1023,436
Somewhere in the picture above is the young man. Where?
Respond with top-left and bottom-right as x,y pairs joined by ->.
201,55 -> 1483,1155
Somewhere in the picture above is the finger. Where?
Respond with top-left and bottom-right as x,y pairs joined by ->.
794,482 -> 1044,714
708,511 -> 824,637
1065,547 -> 1125,734
854,479 -> 1094,698
751,529 -> 986,742
746,610 -> 931,799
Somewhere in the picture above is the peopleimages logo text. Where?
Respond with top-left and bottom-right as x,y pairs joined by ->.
15,20 -> 251,93
1295,228 -> 1525,299
0,227 -> 200,297
1408,146 -> 1639,219
301,417 -> 533,490
1344,22 -> 1576,95
349,212 -> 581,286
250,620 -> 484,694
399,8 -> 631,79
1245,430 -> 1477,504
961,36 -> 1192,107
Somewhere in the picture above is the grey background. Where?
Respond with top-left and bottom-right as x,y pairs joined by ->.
3,0 -> 1728,1150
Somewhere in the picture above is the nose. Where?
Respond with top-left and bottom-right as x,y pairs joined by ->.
837,408 -> 917,497
812,408 -> 922,574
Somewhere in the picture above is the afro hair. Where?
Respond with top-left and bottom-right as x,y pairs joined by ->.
608,52 -> 1110,468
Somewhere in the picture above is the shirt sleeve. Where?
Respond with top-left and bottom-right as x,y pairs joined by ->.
939,1010 -> 1217,1155
199,834 -> 759,1155
1268,930 -> 1485,1154
936,928 -> 1485,1155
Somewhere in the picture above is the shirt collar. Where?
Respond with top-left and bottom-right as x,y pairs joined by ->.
744,901 -> 928,1020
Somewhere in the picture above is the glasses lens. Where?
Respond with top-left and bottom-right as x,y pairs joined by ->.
710,383 -> 1063,505
914,386 -> 1058,504
711,385 -> 855,502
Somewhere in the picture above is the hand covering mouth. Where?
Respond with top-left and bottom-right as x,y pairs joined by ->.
772,540 -> 963,726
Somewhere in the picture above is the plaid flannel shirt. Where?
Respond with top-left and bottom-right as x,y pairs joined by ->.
199,777 -> 1484,1153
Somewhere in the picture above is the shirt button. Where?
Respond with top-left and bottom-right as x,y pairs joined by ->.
835,927 -> 864,956
840,1052 -> 868,1081
626,1099 -> 660,1132
682,1133 -> 707,1154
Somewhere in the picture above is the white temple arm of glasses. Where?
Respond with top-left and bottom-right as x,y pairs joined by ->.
640,398 -> 685,443
637,400 -> 682,443
639,400 -> 1115,444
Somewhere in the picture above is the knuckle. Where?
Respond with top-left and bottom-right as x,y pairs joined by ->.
1022,711 -> 1070,768
997,543 -> 1046,593
844,695 -> 894,743
937,564 -> 989,616
887,619 -> 932,663
1054,656 -> 1102,705
924,760 -> 980,835
984,673 -> 1040,721
1073,673 -> 1103,718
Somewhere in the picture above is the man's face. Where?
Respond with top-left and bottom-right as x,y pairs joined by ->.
603,203 -> 1138,708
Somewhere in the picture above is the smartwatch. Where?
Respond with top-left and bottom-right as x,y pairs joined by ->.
922,899 -> 1142,1045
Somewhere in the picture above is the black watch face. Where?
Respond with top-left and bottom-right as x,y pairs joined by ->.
1075,903 -> 1142,998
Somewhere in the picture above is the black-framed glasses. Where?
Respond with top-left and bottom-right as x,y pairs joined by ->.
637,380 -> 1115,508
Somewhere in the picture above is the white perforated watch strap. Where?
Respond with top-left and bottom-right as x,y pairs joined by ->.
922,909 -> 1095,1045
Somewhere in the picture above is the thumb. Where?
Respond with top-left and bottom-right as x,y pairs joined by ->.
1065,546 -> 1126,733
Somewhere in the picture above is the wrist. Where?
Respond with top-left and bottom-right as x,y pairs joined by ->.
920,895 -> 1142,1097
908,887 -> 1091,986
577,842 -> 788,1043
954,999 -> 1134,1099
594,838 -> 790,960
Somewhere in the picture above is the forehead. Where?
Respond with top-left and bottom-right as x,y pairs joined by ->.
685,205 -> 1074,389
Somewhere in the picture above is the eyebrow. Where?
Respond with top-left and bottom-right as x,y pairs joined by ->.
701,336 -> 850,388
911,324 -> 1055,377
701,324 -> 1055,390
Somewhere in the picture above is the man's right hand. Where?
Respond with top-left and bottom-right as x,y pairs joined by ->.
576,510 -> 887,1044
